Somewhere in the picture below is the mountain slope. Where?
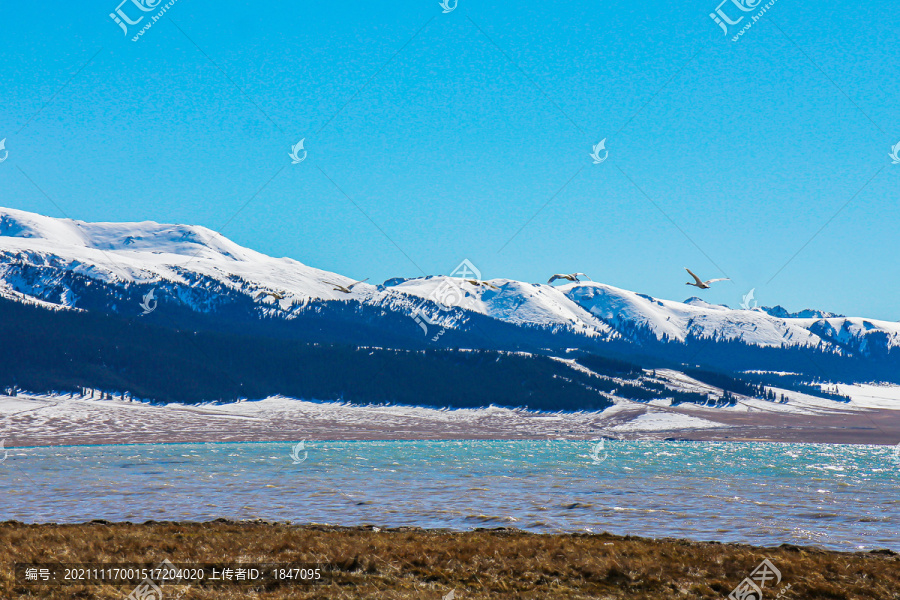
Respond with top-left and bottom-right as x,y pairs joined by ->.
1,207 -> 899,384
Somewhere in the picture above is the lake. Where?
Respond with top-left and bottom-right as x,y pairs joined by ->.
2,440 -> 898,552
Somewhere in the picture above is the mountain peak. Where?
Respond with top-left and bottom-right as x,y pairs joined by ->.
683,297 -> 728,310
0,206 -> 255,262
760,305 -> 844,319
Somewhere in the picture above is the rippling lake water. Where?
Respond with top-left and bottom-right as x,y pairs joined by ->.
2,440 -> 898,551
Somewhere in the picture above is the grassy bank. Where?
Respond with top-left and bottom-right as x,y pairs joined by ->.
1,521 -> 898,599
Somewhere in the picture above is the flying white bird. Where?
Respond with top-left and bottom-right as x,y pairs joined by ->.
326,278 -> 369,294
465,279 -> 500,290
589,139 -> 608,164
257,290 -> 286,300
548,273 -> 591,284
685,267 -> 729,290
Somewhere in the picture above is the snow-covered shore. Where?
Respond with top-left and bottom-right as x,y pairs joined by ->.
2,385 -> 898,448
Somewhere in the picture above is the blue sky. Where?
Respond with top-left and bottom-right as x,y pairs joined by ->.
1,0 -> 897,319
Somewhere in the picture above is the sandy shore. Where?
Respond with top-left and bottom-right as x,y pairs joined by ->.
2,390 -> 900,447
1,521 -> 897,599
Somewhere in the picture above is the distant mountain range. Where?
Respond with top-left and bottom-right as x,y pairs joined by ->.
0,207 -> 897,404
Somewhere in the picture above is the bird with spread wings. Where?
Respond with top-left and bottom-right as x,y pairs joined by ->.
684,268 -> 729,290
326,278 -> 369,294
256,290 -> 286,300
547,272 -> 591,284
465,279 -> 500,290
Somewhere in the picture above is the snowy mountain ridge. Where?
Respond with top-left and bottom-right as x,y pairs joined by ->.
1,207 -> 899,365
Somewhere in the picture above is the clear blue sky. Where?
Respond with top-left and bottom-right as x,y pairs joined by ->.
1,0 -> 897,319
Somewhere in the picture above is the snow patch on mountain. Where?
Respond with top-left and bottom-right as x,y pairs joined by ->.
387,277 -> 616,338
762,305 -> 843,319
562,282 -> 827,348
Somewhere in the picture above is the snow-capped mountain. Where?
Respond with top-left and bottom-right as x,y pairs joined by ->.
1,207 -> 899,381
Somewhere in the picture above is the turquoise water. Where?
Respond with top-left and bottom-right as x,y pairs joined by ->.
2,440 -> 898,551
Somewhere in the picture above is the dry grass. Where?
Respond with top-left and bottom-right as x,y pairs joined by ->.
1,521 -> 898,599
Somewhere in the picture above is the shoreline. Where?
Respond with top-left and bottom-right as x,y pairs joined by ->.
3,392 -> 900,448
4,519 -> 898,555
5,432 -> 900,450
2,522 -> 897,599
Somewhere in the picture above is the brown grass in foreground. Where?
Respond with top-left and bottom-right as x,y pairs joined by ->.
1,521 -> 898,599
